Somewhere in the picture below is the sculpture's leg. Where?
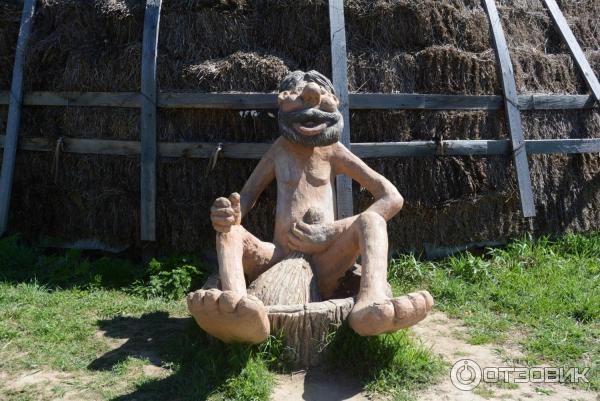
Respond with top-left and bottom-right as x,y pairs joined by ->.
313,211 -> 433,336
187,225 -> 284,344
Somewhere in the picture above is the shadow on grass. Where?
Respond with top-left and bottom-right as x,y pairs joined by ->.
89,311 -> 264,401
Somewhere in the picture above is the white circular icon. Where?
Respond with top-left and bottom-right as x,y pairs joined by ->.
450,359 -> 482,391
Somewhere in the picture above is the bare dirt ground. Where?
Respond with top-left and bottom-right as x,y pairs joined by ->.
2,312 -> 596,400
272,370 -> 370,401
412,312 -> 598,401
272,312 -> 599,401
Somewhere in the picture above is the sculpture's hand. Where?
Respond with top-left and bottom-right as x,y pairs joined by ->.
211,192 -> 241,233
287,221 -> 335,254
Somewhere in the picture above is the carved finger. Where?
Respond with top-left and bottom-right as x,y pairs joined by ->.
229,193 -> 242,225
296,220 -> 312,233
287,232 -> 307,252
211,207 -> 234,217
229,192 -> 241,207
212,215 -> 235,225
287,240 -> 300,251
291,223 -> 308,241
213,197 -> 231,208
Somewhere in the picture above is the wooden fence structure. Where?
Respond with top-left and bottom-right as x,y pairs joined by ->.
0,0 -> 599,241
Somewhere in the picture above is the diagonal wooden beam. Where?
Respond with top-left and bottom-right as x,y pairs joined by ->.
0,0 -> 37,236
328,0 -> 353,219
140,0 -> 162,241
542,0 -> 600,103
484,0 -> 536,218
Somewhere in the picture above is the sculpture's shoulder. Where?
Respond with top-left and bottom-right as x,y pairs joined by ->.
328,141 -> 354,162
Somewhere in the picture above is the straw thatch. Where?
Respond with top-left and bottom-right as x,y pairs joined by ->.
0,0 -> 599,255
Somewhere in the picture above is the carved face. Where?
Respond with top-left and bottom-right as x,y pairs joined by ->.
277,73 -> 343,147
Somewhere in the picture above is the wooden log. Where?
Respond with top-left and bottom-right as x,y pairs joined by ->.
518,94 -> 595,110
266,298 -> 354,367
542,0 -> 600,103
203,273 -> 356,368
0,0 -> 36,236
350,93 -> 502,110
140,0 -> 162,242
329,0 -> 353,219
0,91 -> 596,111
3,136 -> 600,158
484,0 -> 536,218
158,92 -> 277,109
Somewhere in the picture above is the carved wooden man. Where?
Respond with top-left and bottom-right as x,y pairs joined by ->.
187,70 -> 433,343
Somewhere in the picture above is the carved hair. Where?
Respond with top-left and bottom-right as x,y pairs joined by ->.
278,70 -> 335,95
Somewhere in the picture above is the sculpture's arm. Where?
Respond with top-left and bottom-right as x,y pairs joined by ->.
333,143 -> 403,221
238,144 -> 276,218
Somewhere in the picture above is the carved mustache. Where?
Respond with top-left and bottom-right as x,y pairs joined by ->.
278,108 -> 341,126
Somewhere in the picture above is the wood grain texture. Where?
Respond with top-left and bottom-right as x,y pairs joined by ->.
542,0 -> 600,102
203,273 -> 354,367
329,0 -> 353,219
248,253 -> 321,306
484,0 -> 536,218
0,0 -> 36,235
140,0 -> 161,241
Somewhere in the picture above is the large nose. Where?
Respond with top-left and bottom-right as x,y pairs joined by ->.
300,82 -> 321,108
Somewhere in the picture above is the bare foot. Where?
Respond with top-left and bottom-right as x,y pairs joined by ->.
187,289 -> 270,344
348,291 -> 434,336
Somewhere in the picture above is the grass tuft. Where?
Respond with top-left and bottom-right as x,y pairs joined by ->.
325,324 -> 445,400
389,233 -> 600,391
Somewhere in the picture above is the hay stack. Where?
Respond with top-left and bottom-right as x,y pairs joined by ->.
0,0 -> 598,255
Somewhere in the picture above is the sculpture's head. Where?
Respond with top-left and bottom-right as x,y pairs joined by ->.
277,70 -> 343,147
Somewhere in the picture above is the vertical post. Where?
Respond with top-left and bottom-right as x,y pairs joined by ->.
484,0 -> 536,217
328,0 -> 353,219
140,0 -> 162,241
542,0 -> 600,102
0,0 -> 36,235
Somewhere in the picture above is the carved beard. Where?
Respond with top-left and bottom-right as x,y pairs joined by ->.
278,108 -> 343,148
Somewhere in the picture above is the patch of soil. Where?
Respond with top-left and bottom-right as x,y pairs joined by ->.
0,368 -> 97,401
272,369 -> 371,401
411,312 -> 598,401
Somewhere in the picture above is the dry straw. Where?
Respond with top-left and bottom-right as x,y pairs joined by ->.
0,0 -> 599,253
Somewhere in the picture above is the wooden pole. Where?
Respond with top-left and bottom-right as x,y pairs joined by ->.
328,0 -> 353,219
5,136 -> 600,159
542,0 -> 600,103
0,91 -> 596,111
484,0 -> 536,218
0,0 -> 36,236
140,0 -> 162,241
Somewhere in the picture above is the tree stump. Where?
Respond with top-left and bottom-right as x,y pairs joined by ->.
202,265 -> 361,367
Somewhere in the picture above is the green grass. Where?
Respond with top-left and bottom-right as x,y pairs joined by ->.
0,280 -> 283,401
389,232 -> 600,391
325,325 -> 446,400
0,235 -> 442,401
2,231 -> 598,399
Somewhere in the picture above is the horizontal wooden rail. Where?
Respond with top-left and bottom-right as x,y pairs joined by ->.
2,136 -> 598,159
0,91 -> 595,110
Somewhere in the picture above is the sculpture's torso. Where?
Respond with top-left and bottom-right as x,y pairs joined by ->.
272,138 -> 337,251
